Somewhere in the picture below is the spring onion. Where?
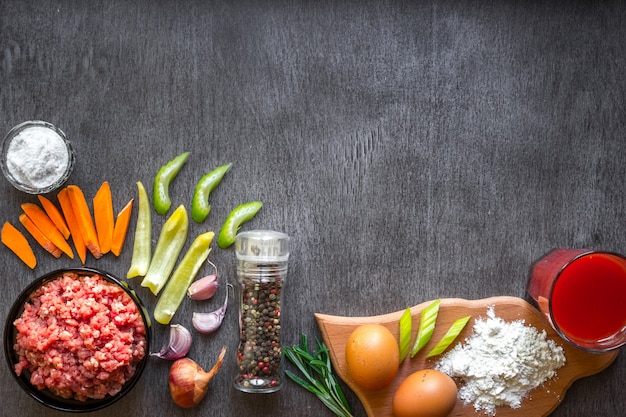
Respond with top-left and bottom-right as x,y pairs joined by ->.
410,299 -> 441,358
427,315 -> 471,358
398,307 -> 412,362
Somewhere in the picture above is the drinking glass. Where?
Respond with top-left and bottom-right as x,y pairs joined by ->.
527,249 -> 626,353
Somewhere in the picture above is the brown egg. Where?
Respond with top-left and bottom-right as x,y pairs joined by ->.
392,369 -> 458,417
345,324 -> 399,391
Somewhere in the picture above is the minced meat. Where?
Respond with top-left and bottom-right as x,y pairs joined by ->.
13,271 -> 147,401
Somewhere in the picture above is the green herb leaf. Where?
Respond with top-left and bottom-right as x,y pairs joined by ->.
285,335 -> 354,417
398,307 -> 412,362
426,315 -> 471,358
410,299 -> 441,357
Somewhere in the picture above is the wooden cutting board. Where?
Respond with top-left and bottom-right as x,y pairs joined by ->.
315,296 -> 619,417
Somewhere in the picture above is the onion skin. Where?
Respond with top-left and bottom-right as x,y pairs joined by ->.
168,346 -> 227,408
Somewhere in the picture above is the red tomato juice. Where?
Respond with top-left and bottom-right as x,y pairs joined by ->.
551,253 -> 626,342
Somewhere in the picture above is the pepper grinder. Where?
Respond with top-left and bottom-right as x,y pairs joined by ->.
233,230 -> 290,393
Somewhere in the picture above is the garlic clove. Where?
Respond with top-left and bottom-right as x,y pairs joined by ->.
187,274 -> 218,300
191,309 -> 224,334
152,324 -> 193,360
192,284 -> 231,334
192,311 -> 223,334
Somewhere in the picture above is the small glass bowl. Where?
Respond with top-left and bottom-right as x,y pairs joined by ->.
1,120 -> 75,194
4,267 -> 151,413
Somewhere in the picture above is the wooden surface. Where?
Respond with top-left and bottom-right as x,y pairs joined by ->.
316,297 -> 619,417
1,1 -> 625,416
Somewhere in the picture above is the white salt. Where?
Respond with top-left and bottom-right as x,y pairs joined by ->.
6,125 -> 70,190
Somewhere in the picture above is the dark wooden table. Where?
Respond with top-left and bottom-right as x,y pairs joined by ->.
1,1 -> 624,416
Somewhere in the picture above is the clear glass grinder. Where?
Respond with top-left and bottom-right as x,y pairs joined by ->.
233,230 -> 290,393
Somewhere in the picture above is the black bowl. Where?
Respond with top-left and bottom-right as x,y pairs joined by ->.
3,267 -> 151,413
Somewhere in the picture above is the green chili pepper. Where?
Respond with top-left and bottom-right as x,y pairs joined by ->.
411,299 -> 441,357
153,151 -> 190,215
217,201 -> 263,249
154,231 -> 214,324
398,307 -> 412,362
191,163 -> 232,223
141,204 -> 189,295
426,315 -> 471,358
127,181 -> 151,278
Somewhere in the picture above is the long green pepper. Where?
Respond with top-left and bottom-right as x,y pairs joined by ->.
126,181 -> 151,278
141,205 -> 189,295
153,231 -> 214,324
191,162 -> 232,223
153,151 -> 190,215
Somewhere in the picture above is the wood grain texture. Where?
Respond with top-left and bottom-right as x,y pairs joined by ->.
1,1 -> 625,416
316,297 -> 619,417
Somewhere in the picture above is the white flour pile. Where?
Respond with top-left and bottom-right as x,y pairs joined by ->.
435,306 -> 566,416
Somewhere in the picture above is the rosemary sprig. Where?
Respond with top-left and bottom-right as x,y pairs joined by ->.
284,334 -> 354,417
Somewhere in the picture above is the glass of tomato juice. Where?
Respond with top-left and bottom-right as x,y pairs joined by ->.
527,249 -> 626,353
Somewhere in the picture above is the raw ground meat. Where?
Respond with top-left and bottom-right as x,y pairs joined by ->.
13,271 -> 147,401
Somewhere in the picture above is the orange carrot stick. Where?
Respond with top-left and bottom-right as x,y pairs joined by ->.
66,185 -> 102,259
19,213 -> 62,258
58,187 -> 87,264
1,221 -> 37,269
93,181 -> 114,255
21,202 -> 74,259
111,198 -> 133,256
37,195 -> 71,239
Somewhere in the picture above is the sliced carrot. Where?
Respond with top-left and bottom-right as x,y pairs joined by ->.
19,213 -> 62,258
111,198 -> 134,256
93,181 -> 114,255
58,187 -> 87,264
37,195 -> 71,239
66,185 -> 102,259
21,202 -> 74,259
1,221 -> 37,269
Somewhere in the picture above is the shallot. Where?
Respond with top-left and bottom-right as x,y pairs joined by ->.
168,346 -> 227,408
